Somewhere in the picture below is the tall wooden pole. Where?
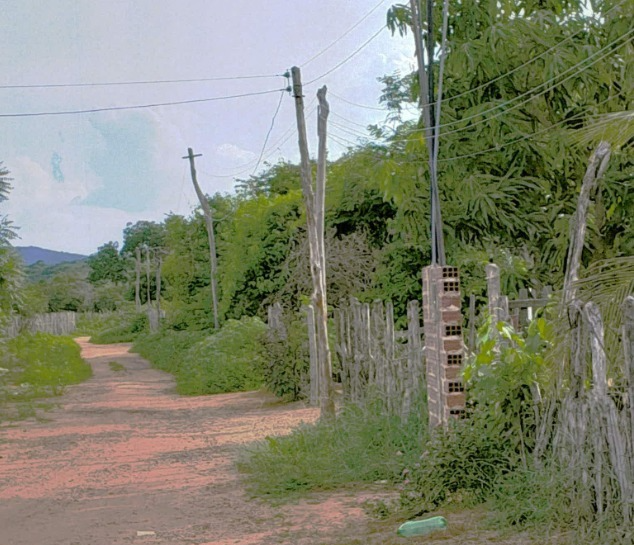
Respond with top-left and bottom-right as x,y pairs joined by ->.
134,246 -> 141,311
183,148 -> 220,330
291,66 -> 335,420
144,245 -> 152,307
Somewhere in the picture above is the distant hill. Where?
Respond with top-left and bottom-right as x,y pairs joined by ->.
15,246 -> 87,266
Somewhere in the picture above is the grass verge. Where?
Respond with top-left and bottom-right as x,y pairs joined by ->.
238,398 -> 426,498
0,333 -> 92,423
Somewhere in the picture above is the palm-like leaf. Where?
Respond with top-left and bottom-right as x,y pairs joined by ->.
572,110 -> 634,149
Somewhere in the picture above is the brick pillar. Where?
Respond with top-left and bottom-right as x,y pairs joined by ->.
422,265 -> 466,427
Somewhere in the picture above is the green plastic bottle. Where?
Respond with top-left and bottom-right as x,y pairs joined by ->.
396,516 -> 448,537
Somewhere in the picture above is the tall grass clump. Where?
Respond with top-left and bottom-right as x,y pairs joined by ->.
134,316 -> 267,395
1,333 -> 92,420
238,396 -> 427,498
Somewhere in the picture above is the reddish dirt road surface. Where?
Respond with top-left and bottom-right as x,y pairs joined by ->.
1,339 -> 534,545
0,339 -> 378,545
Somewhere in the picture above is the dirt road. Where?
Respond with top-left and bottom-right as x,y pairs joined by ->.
1,338 -> 535,545
0,339 -> 385,545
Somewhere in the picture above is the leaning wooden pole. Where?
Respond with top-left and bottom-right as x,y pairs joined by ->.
183,148 -> 220,330
291,66 -> 335,419
562,141 -> 611,307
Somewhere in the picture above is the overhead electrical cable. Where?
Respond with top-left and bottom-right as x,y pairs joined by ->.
0,74 -> 285,90
414,0 -> 630,110
0,87 -> 287,118
301,0 -> 388,67
202,105 -> 319,179
329,92 -> 389,111
404,29 -> 634,137
251,90 -> 286,175
304,25 -> 387,86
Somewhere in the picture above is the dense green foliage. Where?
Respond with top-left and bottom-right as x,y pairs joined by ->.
76,308 -> 149,344
0,333 -> 92,421
134,317 -> 267,395
256,312 -> 310,400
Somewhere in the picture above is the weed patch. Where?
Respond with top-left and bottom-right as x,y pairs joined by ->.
238,398 -> 426,498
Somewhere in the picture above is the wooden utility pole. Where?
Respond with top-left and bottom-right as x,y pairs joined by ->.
183,147 -> 219,330
291,66 -> 335,420
144,245 -> 151,307
155,253 -> 162,317
134,246 -> 141,311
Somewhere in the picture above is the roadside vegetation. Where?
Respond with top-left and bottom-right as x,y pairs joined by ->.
0,333 -> 92,422
1,0 -> 631,542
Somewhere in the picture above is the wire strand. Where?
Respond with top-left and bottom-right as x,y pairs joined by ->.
0,88 -> 287,118
251,91 -> 286,176
304,26 -> 387,86
0,74 -> 285,90
301,0 -> 388,67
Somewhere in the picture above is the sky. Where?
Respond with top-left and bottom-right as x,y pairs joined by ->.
0,0 -> 416,255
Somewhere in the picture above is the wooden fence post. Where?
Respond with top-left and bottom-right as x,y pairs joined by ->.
486,263 -> 502,324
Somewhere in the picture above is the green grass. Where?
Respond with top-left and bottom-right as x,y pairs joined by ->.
108,361 -> 126,372
238,398 -> 427,499
133,317 -> 267,395
0,333 -> 92,423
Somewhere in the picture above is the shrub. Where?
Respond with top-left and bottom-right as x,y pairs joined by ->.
133,329 -> 207,375
176,317 -> 267,395
257,313 -> 310,400
134,317 -> 267,395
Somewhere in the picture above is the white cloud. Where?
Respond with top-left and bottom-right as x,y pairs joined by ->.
216,143 -> 256,163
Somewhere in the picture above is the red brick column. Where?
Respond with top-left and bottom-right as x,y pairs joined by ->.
422,265 -> 466,427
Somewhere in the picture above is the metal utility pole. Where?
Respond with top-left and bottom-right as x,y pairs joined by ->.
409,0 -> 446,265
183,147 -> 220,330
291,66 -> 336,420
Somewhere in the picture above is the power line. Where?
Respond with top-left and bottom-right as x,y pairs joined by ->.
327,0 -> 629,116
0,73 -> 285,90
304,25 -> 387,86
251,91 -> 286,175
330,92 -> 389,111
436,31 -> 633,138
201,104 -> 319,180
301,0 -> 388,67
412,0 -> 630,111
387,29 -> 633,142
0,87 -> 287,118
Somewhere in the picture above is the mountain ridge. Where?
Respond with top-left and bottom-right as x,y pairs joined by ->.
15,246 -> 88,266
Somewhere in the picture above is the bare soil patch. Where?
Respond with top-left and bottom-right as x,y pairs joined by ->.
0,338 -> 532,545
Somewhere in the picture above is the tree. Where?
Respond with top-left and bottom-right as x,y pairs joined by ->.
87,241 -> 128,285
0,162 -> 22,322
374,0 -> 633,291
